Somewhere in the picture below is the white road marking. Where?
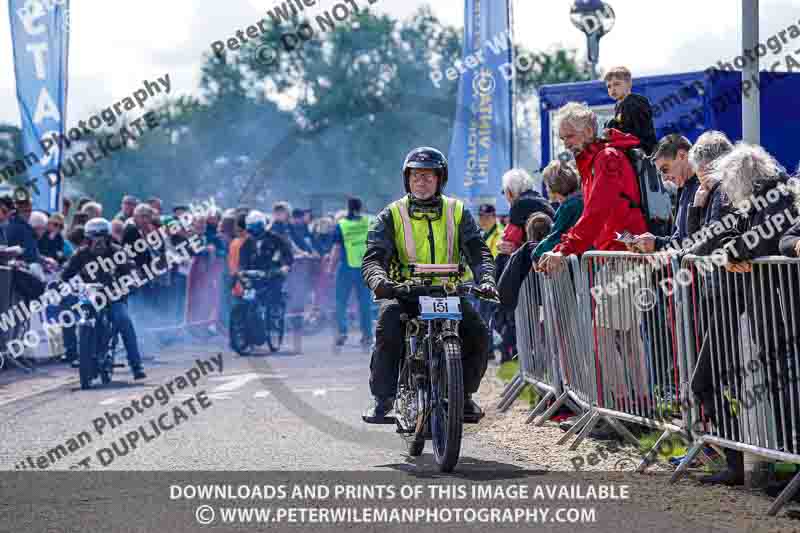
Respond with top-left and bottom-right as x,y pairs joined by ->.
208,373 -> 287,392
99,397 -> 122,406
290,387 -> 355,395
0,376 -> 78,408
253,391 -> 271,398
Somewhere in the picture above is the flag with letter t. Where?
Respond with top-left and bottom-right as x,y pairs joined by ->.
447,0 -> 513,214
8,0 -> 69,211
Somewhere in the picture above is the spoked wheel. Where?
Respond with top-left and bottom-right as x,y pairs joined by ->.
431,338 -> 464,472
266,303 -> 285,353
229,305 -> 252,356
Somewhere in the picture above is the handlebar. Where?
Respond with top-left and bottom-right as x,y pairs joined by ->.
392,282 -> 499,304
237,269 -> 285,279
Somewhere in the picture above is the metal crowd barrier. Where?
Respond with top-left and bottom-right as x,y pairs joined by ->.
0,265 -> 36,371
503,250 -> 800,514
496,270 -> 571,421
145,255 -> 226,339
670,255 -> 800,515
571,251 -> 695,464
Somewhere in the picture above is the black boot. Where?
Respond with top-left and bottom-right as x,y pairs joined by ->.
362,396 -> 395,424
464,395 -> 484,422
132,366 -> 147,380
699,449 -> 743,485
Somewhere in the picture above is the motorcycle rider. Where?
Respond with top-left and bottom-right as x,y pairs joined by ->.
361,147 -> 498,423
236,210 -> 294,305
60,217 -> 146,380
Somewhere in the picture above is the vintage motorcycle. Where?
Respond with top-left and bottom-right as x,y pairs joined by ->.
77,283 -> 122,390
389,263 -> 499,472
229,269 -> 286,355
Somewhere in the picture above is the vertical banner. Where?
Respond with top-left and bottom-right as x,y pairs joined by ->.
447,0 -> 513,214
8,0 -> 69,211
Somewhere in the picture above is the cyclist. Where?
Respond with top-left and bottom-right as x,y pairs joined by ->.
60,218 -> 146,380
360,147 -> 498,423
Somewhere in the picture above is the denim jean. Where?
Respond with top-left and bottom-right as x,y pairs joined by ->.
335,266 -> 372,338
107,300 -> 143,370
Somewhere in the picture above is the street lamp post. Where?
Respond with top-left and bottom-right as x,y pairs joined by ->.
570,0 -> 616,79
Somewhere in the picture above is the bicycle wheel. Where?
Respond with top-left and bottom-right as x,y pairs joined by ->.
266,302 -> 285,353
430,338 -> 464,473
229,304 -> 252,356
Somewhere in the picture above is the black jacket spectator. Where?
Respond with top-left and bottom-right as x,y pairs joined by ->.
122,223 -> 152,272
39,232 -> 66,263
497,241 -> 538,310
683,181 -> 740,257
605,93 -> 658,155
5,213 -> 39,263
722,172 -> 798,261
780,218 -> 800,257
655,175 -> 700,251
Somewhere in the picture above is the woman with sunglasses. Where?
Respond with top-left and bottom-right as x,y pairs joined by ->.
38,213 -> 69,267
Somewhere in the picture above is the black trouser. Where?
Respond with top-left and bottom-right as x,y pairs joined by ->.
369,297 -> 489,399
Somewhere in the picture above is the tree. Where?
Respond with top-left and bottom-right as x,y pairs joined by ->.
60,7 -> 592,212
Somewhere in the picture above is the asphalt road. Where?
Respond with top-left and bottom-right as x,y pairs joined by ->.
0,331 -> 739,532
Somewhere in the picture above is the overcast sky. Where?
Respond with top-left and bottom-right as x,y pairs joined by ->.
0,0 -> 798,127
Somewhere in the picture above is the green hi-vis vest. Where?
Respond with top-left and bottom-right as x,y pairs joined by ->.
338,215 -> 371,268
388,195 -> 464,284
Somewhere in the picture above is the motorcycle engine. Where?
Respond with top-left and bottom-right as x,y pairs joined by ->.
395,386 -> 418,429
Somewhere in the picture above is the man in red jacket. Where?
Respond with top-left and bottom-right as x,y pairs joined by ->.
538,102 -> 648,273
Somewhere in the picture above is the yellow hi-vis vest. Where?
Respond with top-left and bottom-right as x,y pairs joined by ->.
484,223 -> 504,258
388,195 -> 464,284
338,215 -> 370,268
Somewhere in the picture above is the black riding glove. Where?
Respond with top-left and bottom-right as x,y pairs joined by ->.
479,279 -> 499,300
373,279 -> 397,300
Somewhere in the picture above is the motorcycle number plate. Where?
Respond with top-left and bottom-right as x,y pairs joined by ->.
419,296 -> 461,320
243,289 -> 256,301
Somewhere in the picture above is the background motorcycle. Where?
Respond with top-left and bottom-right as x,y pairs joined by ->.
229,269 -> 286,355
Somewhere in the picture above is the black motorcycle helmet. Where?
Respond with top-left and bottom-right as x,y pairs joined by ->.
402,147 -> 448,194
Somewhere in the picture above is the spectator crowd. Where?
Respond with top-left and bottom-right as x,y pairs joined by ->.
0,190 -> 367,366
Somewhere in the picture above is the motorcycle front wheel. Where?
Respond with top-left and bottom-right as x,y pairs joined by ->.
229,304 -> 252,356
266,302 -> 285,353
431,338 -> 464,473
78,324 -> 97,390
